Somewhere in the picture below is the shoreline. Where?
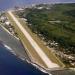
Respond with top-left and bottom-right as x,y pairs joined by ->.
0,25 -> 50,74
2,42 -> 50,74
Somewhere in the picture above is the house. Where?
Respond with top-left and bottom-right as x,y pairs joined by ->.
5,21 -> 10,26
0,16 -> 6,22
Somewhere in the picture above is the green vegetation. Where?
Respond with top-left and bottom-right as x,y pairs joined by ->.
17,3 -> 75,54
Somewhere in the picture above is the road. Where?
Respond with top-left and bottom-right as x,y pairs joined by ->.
8,10 -> 59,68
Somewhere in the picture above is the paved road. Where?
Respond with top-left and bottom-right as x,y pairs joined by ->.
8,10 -> 59,68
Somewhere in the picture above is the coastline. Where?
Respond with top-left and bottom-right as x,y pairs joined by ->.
0,25 -> 30,60
0,24 -> 50,74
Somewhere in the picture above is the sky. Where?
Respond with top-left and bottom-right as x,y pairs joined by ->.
0,0 -> 75,11
14,0 -> 75,4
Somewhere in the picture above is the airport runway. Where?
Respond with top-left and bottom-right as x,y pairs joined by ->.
8,10 -> 59,68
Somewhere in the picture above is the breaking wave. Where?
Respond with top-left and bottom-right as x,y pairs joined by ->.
3,44 -> 12,50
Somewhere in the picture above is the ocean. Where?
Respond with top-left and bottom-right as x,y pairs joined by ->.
0,20 -> 48,75
0,42 -> 48,75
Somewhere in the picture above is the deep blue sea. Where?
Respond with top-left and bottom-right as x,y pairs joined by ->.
0,42 -> 48,75
0,0 -> 75,11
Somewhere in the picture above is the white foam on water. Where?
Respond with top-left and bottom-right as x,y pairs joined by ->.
3,44 -> 16,55
4,44 -> 12,51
